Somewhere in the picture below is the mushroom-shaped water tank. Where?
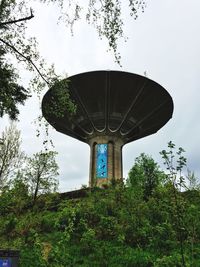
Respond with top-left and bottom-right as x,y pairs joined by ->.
42,70 -> 173,187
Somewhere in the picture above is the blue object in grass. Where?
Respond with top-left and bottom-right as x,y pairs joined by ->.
0,259 -> 11,267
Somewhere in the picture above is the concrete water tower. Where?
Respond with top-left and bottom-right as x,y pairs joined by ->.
42,71 -> 173,187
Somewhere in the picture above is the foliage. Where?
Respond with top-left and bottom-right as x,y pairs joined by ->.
0,48 -> 29,119
0,123 -> 59,203
38,0 -> 147,64
0,123 -> 25,188
160,141 -> 187,191
24,150 -> 59,205
42,79 -> 77,119
0,174 -> 30,216
0,185 -> 199,266
127,153 -> 166,199
160,141 -> 193,267
0,0 -> 54,87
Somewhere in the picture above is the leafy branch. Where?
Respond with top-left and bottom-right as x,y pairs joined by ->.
0,37 -> 49,85
0,8 -> 34,27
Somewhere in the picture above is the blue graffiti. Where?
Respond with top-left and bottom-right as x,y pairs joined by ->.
96,144 -> 108,178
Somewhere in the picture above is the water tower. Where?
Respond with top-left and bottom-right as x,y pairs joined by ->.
42,71 -> 173,187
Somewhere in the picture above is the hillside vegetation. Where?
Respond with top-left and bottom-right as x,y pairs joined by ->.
0,184 -> 200,266
0,142 -> 199,266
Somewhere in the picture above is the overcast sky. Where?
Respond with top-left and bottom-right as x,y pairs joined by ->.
1,0 -> 200,192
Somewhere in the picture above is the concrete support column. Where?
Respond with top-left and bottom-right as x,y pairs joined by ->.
88,136 -> 124,187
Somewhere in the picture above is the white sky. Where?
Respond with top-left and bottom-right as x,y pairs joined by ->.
1,0 -> 200,191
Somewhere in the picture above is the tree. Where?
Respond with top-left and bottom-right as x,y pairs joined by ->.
127,153 -> 166,198
24,150 -> 59,204
160,141 -> 188,267
0,123 -> 25,188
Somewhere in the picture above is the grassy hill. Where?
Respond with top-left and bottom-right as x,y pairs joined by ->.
0,184 -> 200,266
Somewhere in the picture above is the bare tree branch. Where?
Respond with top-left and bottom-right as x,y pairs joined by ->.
0,8 -> 34,27
0,37 -> 49,85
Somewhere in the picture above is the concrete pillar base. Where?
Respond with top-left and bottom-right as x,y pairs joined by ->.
88,136 -> 124,187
